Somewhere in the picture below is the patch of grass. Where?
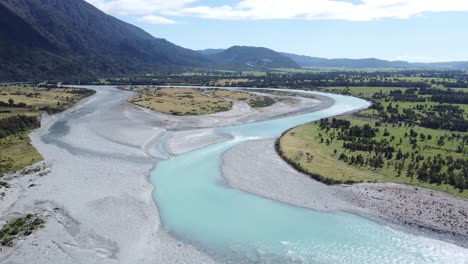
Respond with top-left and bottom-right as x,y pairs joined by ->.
207,89 -> 255,101
0,131 -> 43,176
125,87 -> 233,115
0,214 -> 45,247
247,96 -> 276,108
278,119 -> 468,198
0,86 -> 94,118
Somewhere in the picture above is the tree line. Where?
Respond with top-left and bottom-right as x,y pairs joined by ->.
0,115 -> 40,138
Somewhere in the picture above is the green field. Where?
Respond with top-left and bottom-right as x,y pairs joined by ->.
0,131 -> 43,174
279,118 -> 467,198
323,86 -> 468,119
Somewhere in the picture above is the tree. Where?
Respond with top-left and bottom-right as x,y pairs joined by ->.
419,133 -> 426,141
437,136 -> 445,147
396,149 -> 403,160
8,98 -> 14,107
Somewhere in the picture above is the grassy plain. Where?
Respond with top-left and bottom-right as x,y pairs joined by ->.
207,89 -> 255,101
0,131 -> 43,174
279,119 -> 468,198
126,87 -> 232,115
279,84 -> 468,198
0,86 -> 94,175
323,86 -> 468,118
0,86 -> 90,117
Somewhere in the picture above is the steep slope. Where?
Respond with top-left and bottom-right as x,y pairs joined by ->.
206,46 -> 299,70
0,0 -> 209,81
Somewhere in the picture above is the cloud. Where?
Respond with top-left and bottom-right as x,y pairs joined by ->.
86,0 -> 468,23
86,0 -> 197,16
168,0 -> 468,21
138,15 -> 177,24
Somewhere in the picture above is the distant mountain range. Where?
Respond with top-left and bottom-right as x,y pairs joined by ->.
279,53 -> 468,69
198,49 -> 468,69
0,0 -> 467,81
0,0 -> 298,81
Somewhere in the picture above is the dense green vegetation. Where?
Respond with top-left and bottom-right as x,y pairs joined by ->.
0,214 -> 44,246
0,115 -> 39,138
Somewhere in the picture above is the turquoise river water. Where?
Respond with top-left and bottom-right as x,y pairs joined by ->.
150,90 -> 468,263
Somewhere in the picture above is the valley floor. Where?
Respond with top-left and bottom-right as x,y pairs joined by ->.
0,86 -> 466,264
0,86 -> 330,263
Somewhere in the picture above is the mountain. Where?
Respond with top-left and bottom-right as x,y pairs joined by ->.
197,49 -> 224,56
0,0 -> 210,81
281,53 -> 411,68
205,46 -> 299,70
281,52 -> 468,69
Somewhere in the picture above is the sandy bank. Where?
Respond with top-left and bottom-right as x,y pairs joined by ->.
222,139 -> 468,248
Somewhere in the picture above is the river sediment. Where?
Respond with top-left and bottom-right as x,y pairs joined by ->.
0,86 -> 331,263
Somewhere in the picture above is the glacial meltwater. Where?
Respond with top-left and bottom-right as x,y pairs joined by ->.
150,90 -> 468,263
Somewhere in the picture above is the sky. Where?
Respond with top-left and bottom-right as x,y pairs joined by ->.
85,0 -> 468,62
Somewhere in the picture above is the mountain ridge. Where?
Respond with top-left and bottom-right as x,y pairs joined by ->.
198,48 -> 468,69
204,46 -> 299,70
279,52 -> 468,69
1,0 -> 467,81
0,0 -> 210,81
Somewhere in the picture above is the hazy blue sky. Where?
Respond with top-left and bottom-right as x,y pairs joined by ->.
86,0 -> 468,62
